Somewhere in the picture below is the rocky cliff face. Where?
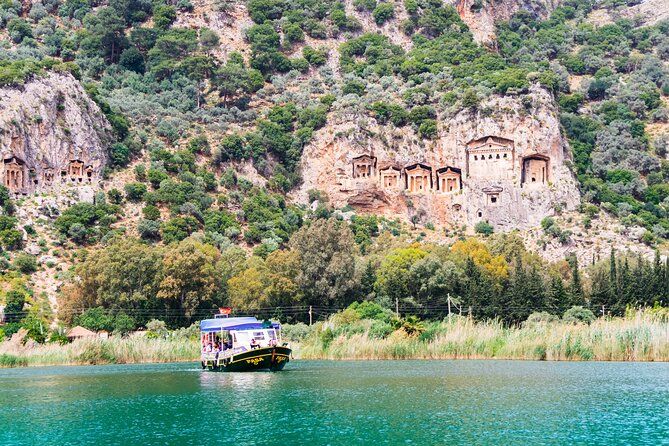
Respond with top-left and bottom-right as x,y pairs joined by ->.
296,85 -> 580,231
0,72 -> 112,196
451,0 -> 562,43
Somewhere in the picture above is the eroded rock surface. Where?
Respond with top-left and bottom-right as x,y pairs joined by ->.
297,86 -> 580,231
0,72 -> 112,196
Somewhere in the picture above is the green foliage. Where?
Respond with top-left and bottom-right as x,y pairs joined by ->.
0,216 -> 22,251
474,221 -> 494,236
142,205 -> 161,220
124,182 -> 147,202
54,203 -> 120,244
372,2 -> 394,26
4,290 -> 26,323
153,4 -> 176,30
563,306 -> 596,324
13,254 -> 37,274
75,307 -> 114,331
160,216 -> 199,244
303,46 -> 328,66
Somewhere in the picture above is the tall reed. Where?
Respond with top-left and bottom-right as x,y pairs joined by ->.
290,310 -> 669,362
0,336 -> 200,367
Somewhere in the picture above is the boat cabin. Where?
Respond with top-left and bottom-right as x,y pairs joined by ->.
200,316 -> 281,360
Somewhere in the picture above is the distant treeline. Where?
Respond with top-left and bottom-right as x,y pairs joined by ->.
47,218 -> 666,331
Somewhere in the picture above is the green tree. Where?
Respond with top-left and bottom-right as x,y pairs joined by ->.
375,247 -> 427,307
157,239 -> 222,319
567,256 -> 585,307
290,218 -> 358,308
4,290 -> 26,323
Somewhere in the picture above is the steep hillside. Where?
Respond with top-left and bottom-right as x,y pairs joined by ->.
0,0 -> 668,333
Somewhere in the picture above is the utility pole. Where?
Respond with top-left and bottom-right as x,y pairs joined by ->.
447,293 -> 452,321
308,306 -> 312,326
395,297 -> 399,317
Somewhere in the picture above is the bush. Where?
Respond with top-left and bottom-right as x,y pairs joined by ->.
109,143 -> 131,167
108,189 -> 123,204
75,307 -> 113,332
4,290 -> 26,322
348,301 -> 391,321
142,205 -> 161,220
418,119 -> 438,138
113,313 -> 136,336
372,3 -> 394,25
525,311 -> 559,325
343,79 -> 366,96
303,46 -> 328,66
137,219 -> 161,240
563,306 -> 596,324
368,320 -> 393,339
282,322 -> 311,342
13,254 -> 37,274
474,221 -> 494,236
124,182 -> 147,202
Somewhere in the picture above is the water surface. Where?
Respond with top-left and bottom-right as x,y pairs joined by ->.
0,360 -> 667,445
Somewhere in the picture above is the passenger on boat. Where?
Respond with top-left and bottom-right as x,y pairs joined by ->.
204,343 -> 213,353
213,342 -> 221,359
250,338 -> 259,349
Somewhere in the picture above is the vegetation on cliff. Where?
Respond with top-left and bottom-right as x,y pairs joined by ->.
1,0 -> 669,348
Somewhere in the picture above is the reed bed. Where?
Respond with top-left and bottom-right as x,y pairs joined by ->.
290,311 -> 669,362
1,311 -> 667,368
0,336 -> 200,367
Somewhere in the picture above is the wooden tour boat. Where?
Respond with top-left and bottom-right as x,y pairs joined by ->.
199,315 -> 291,372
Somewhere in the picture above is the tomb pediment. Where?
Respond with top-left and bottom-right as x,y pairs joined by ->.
482,186 -> 503,194
466,135 -> 514,150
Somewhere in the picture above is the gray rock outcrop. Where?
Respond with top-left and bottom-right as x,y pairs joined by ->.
296,85 -> 580,231
0,72 -> 112,196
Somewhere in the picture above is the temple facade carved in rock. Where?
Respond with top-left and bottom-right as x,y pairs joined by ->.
299,86 -> 581,230
1,155 -> 101,196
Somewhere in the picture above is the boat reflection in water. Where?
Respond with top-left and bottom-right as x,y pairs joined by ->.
199,314 -> 291,372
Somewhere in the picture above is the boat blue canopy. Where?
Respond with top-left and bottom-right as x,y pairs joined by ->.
199,317 -> 281,333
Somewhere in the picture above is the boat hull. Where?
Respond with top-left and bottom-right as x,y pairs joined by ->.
202,346 -> 291,372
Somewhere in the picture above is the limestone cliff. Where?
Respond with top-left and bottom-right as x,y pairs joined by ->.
0,72 -> 112,196
296,85 -> 580,231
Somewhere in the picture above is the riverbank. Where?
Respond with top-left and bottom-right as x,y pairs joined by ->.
1,310 -> 668,367
0,336 -> 199,367
287,309 -> 669,362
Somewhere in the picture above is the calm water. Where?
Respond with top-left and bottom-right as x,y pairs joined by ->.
0,360 -> 668,445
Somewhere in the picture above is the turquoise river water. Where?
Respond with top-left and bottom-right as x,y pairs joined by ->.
0,360 -> 668,445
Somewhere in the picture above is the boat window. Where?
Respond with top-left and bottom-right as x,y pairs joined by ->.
268,330 -> 277,340
253,331 -> 266,340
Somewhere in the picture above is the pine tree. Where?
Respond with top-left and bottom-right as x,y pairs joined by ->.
526,265 -> 545,316
589,267 -> 610,312
507,254 -> 528,323
652,250 -> 663,306
567,255 -> 585,308
359,260 -> 376,301
617,257 -> 632,315
546,275 -> 568,315
609,248 -> 618,299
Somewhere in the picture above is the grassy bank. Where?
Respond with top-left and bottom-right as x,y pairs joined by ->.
285,310 -> 669,362
1,310 -> 667,368
0,336 -> 199,367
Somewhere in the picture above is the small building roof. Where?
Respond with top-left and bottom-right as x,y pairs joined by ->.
67,326 -> 97,338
